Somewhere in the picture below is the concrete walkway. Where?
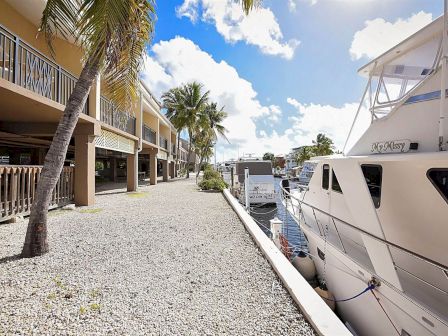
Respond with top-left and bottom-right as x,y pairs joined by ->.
0,178 -> 315,335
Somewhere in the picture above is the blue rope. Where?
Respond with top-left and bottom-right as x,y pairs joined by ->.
319,284 -> 376,303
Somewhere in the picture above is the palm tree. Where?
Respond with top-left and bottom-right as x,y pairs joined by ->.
312,133 -> 335,156
162,82 -> 209,178
295,146 -> 314,166
21,0 -> 156,258
195,102 -> 228,179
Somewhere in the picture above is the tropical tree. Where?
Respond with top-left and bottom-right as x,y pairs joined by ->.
263,152 -> 275,163
162,82 -> 209,178
195,102 -> 228,179
312,133 -> 335,156
295,146 -> 314,166
21,0 -> 155,258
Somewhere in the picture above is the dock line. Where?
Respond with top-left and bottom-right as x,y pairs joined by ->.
223,188 -> 351,336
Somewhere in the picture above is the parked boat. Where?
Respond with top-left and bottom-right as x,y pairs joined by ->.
281,12 -> 448,336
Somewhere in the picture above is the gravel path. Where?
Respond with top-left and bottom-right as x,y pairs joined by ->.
0,178 -> 315,336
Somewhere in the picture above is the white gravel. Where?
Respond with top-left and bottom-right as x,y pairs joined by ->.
0,177 -> 315,335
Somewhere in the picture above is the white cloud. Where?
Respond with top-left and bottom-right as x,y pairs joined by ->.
141,37 -> 366,160
285,98 -> 370,151
288,0 -> 317,12
176,0 -> 299,59
350,11 -> 433,60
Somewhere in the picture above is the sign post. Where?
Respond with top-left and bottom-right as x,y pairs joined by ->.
244,168 -> 250,213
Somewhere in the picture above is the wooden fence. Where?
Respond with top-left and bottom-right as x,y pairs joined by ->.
0,166 -> 74,222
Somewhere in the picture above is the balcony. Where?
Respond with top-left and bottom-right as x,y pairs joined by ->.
100,96 -> 136,135
159,136 -> 168,150
0,24 -> 88,114
142,124 -> 157,144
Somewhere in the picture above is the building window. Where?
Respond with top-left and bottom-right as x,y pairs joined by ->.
427,169 -> 448,203
332,170 -> 342,193
322,164 -> 329,190
361,164 -> 382,208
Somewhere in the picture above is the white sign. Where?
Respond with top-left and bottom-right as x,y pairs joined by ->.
371,140 -> 411,154
248,175 -> 276,203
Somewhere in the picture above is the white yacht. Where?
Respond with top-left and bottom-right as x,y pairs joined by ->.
282,12 -> 448,336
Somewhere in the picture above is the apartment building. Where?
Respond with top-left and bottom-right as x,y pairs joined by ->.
0,0 -> 178,221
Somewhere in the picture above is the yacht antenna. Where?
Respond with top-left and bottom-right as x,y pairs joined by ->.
439,0 -> 448,151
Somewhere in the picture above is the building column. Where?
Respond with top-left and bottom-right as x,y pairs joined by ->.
169,162 -> 175,179
74,134 -> 95,206
162,160 -> 168,182
112,157 -> 117,182
127,152 -> 138,192
149,151 -> 157,185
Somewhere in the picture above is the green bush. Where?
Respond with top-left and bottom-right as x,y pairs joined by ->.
203,168 -> 221,180
199,177 -> 228,191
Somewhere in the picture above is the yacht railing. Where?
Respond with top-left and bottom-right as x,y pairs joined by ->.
0,24 -> 88,115
279,179 -> 448,322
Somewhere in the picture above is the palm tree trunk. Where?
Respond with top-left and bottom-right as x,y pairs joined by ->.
21,58 -> 100,258
187,130 -> 193,178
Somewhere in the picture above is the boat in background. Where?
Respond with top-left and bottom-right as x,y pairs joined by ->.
281,11 -> 448,336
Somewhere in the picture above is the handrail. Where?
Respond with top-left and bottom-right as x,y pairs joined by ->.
0,24 -> 88,114
278,179 -> 448,273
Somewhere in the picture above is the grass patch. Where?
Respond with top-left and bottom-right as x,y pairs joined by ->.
48,210 -> 65,217
79,208 -> 103,214
127,192 -> 148,198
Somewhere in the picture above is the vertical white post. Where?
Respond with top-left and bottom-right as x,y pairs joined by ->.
440,0 -> 448,151
244,168 -> 250,213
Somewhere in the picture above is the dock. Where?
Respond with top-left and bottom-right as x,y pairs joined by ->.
0,178 -> 316,335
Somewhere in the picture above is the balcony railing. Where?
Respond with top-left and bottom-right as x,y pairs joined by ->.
159,136 -> 168,150
172,144 -> 176,154
142,124 -> 157,144
0,24 -> 88,114
100,96 -> 136,135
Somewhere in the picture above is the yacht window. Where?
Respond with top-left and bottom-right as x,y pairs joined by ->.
361,165 -> 382,208
322,164 -> 329,190
331,170 -> 342,193
427,169 -> 448,203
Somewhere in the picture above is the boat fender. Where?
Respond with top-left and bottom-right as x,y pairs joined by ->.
291,251 -> 316,281
314,284 -> 336,311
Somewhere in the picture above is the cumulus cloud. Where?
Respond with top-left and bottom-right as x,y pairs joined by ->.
141,37 -> 365,158
288,0 -> 317,12
285,99 -> 370,151
176,0 -> 299,59
350,11 -> 433,60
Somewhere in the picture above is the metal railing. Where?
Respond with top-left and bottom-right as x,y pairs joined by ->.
100,96 -> 136,135
279,180 -> 448,322
142,124 -> 157,144
159,136 -> 168,150
172,144 -> 176,154
0,165 -> 74,222
0,24 -> 88,114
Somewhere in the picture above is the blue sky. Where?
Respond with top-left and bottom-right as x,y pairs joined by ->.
141,0 -> 443,160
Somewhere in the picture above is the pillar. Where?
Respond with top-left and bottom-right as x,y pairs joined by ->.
127,152 -> 138,192
74,134 -> 95,206
149,151 -> 157,185
112,157 -> 117,182
162,160 -> 168,182
169,162 -> 175,179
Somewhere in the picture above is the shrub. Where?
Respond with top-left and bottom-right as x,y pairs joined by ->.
199,177 -> 228,191
203,168 -> 221,180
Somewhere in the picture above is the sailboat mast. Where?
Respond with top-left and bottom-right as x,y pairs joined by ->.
439,0 -> 448,151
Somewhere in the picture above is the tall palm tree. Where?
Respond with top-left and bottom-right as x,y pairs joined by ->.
295,146 -> 314,166
162,82 -> 209,178
312,133 -> 335,156
21,0 -> 155,258
195,102 -> 228,179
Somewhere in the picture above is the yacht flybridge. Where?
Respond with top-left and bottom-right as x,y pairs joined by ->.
281,10 -> 448,336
